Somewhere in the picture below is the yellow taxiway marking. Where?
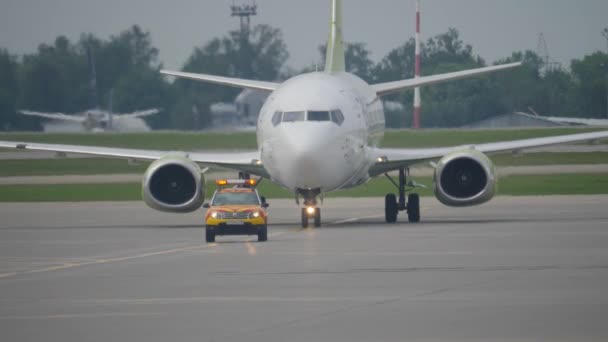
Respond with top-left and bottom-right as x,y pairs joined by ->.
0,232 -> 284,279
0,244 -> 211,279
245,241 -> 257,255
330,214 -> 383,225
0,272 -> 18,278
0,312 -> 165,320
56,295 -> 399,305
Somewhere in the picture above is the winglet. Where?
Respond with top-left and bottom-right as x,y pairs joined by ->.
324,0 -> 345,73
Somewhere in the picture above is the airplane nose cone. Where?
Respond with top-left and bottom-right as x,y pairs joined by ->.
268,124 -> 347,190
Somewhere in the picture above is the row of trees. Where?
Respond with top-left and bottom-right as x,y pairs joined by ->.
1,25 -> 607,131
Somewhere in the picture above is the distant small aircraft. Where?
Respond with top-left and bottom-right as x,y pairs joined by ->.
18,108 -> 160,132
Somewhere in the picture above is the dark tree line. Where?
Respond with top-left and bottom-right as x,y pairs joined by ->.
1,25 -> 607,131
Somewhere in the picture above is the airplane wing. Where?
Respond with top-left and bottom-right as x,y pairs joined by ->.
18,110 -> 86,123
113,109 -> 160,119
371,62 -> 522,97
0,141 -> 268,178
368,130 -> 608,176
160,70 -> 279,92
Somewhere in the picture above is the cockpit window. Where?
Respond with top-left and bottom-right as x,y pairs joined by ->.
331,110 -> 345,125
271,111 -> 282,126
271,110 -> 344,126
283,111 -> 306,122
307,111 -> 331,121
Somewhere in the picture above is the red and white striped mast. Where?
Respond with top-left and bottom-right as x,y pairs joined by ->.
413,0 -> 422,129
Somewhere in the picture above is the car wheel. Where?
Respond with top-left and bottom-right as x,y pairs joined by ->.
205,227 -> 216,243
257,225 -> 268,242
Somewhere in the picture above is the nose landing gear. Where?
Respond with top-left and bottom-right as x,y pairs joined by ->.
301,206 -> 321,228
384,167 -> 421,223
297,188 -> 322,228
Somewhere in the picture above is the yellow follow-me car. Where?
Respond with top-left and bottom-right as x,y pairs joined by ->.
203,179 -> 269,243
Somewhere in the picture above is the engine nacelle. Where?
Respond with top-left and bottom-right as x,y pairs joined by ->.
142,156 -> 205,213
433,149 -> 497,207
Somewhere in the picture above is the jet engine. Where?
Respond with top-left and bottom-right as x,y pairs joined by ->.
433,149 -> 496,207
142,156 -> 205,213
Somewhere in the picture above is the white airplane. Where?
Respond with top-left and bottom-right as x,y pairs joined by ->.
2,0 -> 608,228
19,108 -> 159,132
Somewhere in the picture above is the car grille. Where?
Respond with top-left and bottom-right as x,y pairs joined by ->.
219,212 -> 251,220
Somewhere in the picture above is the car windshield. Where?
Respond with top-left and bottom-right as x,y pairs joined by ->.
212,191 -> 260,206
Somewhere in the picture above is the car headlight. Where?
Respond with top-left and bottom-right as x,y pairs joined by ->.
210,211 -> 218,219
252,211 -> 260,218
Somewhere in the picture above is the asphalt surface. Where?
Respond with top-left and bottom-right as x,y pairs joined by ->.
1,196 -> 608,341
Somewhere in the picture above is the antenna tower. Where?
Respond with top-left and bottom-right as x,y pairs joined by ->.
536,33 -> 561,73
230,1 -> 257,40
412,0 -> 422,129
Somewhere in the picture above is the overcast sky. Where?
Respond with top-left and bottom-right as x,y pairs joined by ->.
1,0 -> 607,72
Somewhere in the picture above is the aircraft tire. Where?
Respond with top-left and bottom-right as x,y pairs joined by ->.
407,193 -> 420,223
301,208 -> 309,228
385,194 -> 398,223
314,208 -> 321,227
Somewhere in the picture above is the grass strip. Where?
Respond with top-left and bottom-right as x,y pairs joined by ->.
0,132 -> 257,150
1,173 -> 607,202
1,127 -> 606,151
382,128 -> 607,147
1,152 -> 608,177
0,158 -> 150,176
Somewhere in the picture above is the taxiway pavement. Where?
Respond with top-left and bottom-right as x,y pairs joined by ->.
1,196 -> 608,341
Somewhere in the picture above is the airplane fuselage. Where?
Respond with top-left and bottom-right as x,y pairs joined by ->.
257,72 -> 384,194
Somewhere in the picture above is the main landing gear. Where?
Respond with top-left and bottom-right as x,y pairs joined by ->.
384,167 -> 421,223
297,188 -> 321,228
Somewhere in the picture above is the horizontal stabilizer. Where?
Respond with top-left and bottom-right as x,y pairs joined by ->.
18,110 -> 86,123
372,62 -> 522,97
115,109 -> 160,119
160,70 -> 279,92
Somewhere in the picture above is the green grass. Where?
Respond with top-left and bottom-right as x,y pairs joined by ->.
382,128 -> 607,148
2,174 -> 608,202
0,132 -> 257,150
1,127 -> 606,151
1,152 -> 607,177
491,152 -> 608,166
0,158 -> 150,176
0,183 -> 141,202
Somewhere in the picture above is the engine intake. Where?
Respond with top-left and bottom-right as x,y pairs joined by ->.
434,149 -> 496,207
142,156 -> 205,213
